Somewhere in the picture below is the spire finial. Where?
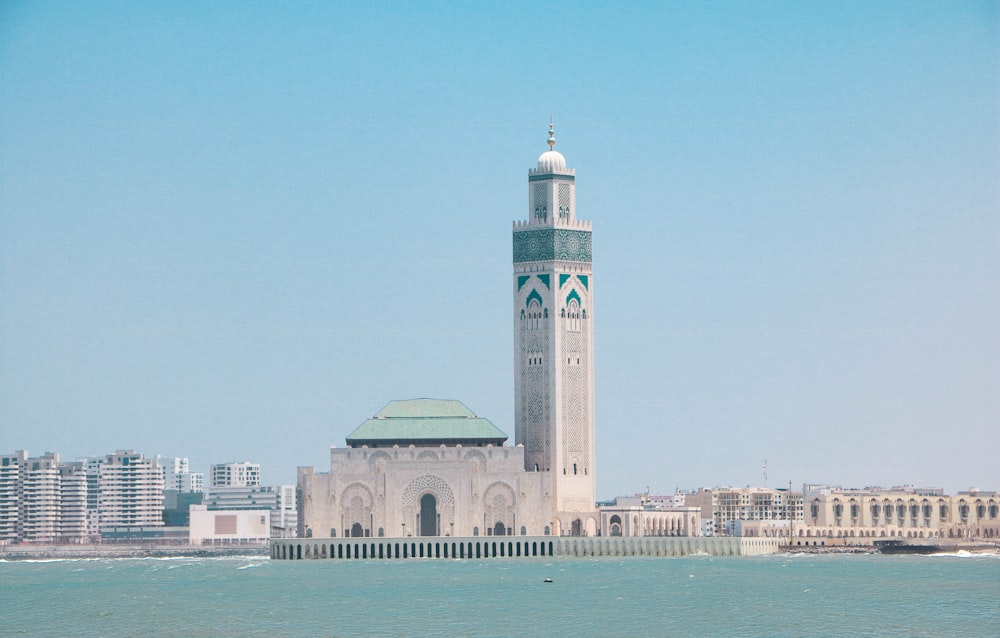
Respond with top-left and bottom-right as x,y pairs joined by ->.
547,118 -> 556,150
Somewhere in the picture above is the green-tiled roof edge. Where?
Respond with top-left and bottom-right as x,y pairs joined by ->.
345,399 -> 509,442
375,399 -> 476,419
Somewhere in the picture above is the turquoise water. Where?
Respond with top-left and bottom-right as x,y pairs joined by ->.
1,553 -> 998,637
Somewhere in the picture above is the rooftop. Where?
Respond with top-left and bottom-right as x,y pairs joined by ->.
345,399 -> 509,448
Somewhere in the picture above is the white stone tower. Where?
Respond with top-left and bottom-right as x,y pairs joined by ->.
513,122 -> 596,535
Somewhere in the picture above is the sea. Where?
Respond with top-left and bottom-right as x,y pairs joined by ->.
1,552 -> 997,637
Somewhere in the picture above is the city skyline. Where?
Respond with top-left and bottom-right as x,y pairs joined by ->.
2,3 -> 997,498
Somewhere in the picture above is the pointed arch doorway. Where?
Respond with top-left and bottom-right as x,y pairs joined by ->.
419,493 -> 439,536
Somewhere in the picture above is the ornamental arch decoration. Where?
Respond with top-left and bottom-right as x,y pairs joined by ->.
482,481 -> 516,535
340,483 -> 375,538
402,475 -> 455,537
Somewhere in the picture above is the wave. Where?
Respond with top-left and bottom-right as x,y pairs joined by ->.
928,550 -> 1000,559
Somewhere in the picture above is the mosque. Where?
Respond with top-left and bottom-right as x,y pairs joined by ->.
297,123 -> 600,539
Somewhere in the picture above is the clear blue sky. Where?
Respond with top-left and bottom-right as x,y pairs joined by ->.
2,1 -> 997,497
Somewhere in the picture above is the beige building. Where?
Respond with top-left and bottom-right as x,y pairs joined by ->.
799,485 -> 1000,542
686,486 -> 803,536
189,504 -> 270,545
597,495 -> 702,538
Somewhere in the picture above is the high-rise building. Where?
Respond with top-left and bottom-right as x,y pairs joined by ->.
0,451 -> 91,544
19,452 -> 61,543
0,451 -> 24,543
159,456 -> 205,492
513,121 -> 597,533
98,450 -> 164,531
58,462 -> 88,542
210,462 -> 261,488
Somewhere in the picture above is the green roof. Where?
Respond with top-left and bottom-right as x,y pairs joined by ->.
345,399 -> 508,447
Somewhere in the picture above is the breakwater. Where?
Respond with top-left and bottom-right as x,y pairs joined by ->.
0,544 -> 268,561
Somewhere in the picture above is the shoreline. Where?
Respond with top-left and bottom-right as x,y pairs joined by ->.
4,542 -> 996,561
0,544 -> 269,561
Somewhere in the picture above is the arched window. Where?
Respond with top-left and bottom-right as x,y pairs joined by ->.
567,299 -> 582,331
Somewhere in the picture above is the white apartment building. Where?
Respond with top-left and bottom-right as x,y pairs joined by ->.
211,462 -> 261,488
19,452 -> 61,543
57,462 -> 88,542
159,456 -> 204,492
0,452 -> 23,543
98,450 -> 164,532
0,451 -> 90,544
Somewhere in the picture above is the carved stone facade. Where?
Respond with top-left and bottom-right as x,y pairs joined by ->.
298,437 -> 552,539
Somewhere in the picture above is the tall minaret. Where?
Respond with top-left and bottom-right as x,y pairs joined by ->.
513,122 -> 596,533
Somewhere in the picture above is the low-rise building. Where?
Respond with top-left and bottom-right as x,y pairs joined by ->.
798,485 -> 1000,543
189,504 -> 270,545
598,494 -> 702,537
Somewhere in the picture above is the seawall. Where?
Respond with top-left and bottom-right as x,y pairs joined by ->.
271,535 -> 780,560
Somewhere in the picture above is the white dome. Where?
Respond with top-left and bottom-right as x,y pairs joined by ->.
537,150 -> 566,172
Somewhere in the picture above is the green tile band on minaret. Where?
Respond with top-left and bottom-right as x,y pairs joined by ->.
512,228 -> 592,263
